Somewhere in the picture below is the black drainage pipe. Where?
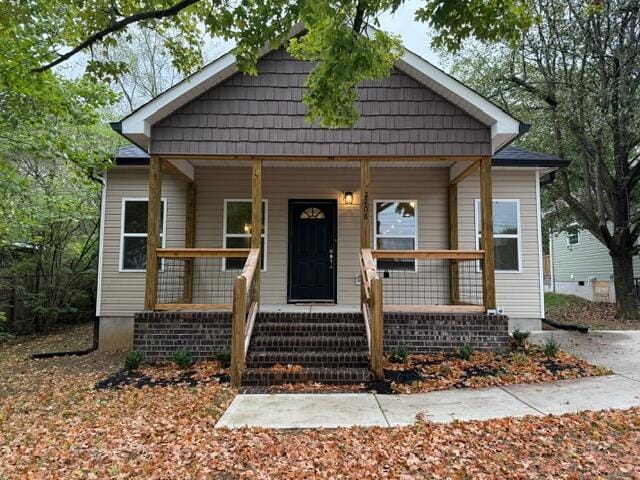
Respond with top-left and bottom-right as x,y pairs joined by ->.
542,317 -> 589,334
31,316 -> 100,359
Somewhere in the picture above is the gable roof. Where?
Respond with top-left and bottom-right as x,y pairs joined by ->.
114,144 -> 567,169
114,25 -> 522,154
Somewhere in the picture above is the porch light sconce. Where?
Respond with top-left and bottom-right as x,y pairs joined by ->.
343,191 -> 354,205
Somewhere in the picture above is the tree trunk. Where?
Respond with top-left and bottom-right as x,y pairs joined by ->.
611,252 -> 639,321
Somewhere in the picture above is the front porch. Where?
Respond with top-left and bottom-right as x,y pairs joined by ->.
137,155 -> 503,386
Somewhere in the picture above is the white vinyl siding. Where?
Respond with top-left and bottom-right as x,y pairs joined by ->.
98,165 -> 542,320
99,168 -> 187,316
457,169 -> 542,319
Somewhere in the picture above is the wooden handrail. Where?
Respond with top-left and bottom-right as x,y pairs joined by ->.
230,248 -> 261,388
240,248 -> 260,286
360,248 -> 384,380
372,249 -> 484,260
157,248 -> 251,258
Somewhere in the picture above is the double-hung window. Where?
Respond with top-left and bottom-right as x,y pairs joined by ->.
223,199 -> 267,270
120,198 -> 166,271
566,226 -> 580,246
374,200 -> 417,270
475,199 -> 521,272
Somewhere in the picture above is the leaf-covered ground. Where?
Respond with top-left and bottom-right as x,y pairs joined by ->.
251,347 -> 607,394
545,293 -> 640,330
2,325 -> 639,479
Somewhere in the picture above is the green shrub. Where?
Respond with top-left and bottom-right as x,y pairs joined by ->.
389,344 -> 410,364
124,350 -> 144,370
544,336 -> 560,358
511,351 -> 528,364
511,329 -> 530,350
172,349 -> 194,368
216,351 -> 231,368
454,345 -> 473,361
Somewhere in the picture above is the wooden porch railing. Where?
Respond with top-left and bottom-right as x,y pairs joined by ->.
360,249 -> 384,380
230,248 -> 260,387
361,248 -> 487,379
155,248 -> 252,311
372,249 -> 486,313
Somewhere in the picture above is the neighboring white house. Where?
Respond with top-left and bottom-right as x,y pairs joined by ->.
550,227 -> 640,302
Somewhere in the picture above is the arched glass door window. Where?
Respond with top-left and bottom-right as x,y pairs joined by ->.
300,207 -> 325,220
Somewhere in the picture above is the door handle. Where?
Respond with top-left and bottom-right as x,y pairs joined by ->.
329,248 -> 334,270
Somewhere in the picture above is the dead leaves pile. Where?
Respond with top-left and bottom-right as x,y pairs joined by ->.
386,348 -> 609,394
1,325 -> 638,479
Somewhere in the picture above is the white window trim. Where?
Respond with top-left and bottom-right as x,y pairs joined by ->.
474,198 -> 522,274
373,199 -> 418,272
222,199 -> 268,272
119,197 -> 168,273
566,226 -> 580,246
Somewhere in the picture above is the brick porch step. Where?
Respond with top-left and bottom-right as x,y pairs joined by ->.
257,312 -> 364,323
246,350 -> 369,369
251,335 -> 368,352
241,367 -> 371,386
241,312 -> 371,386
254,321 -> 365,336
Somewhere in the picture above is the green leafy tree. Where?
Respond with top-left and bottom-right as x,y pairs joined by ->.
5,0 -> 533,128
446,0 -> 640,320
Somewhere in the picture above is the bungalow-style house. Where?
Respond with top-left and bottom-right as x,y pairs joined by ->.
98,31 -> 569,386
550,227 -> 639,302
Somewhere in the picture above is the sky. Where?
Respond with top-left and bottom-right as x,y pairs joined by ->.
378,0 -> 442,67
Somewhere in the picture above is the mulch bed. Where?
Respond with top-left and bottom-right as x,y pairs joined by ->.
258,345 -> 608,394
95,364 -> 230,390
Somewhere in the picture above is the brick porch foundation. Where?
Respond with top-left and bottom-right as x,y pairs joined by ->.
133,311 -> 232,361
133,311 -> 510,363
383,312 -> 509,353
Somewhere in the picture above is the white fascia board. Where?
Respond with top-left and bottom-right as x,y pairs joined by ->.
120,52 -> 237,141
397,49 -> 521,153
121,23 -> 521,153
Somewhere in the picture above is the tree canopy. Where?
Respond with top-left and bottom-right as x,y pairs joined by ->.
3,0 -> 534,128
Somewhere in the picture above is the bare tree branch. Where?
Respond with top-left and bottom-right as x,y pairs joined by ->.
31,0 -> 201,73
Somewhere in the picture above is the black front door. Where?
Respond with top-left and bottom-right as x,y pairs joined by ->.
288,200 -> 337,303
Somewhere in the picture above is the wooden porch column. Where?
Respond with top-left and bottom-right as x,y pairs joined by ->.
360,159 -> 371,249
183,182 -> 196,303
448,183 -> 460,304
480,156 -> 496,309
144,155 -> 162,310
251,159 -> 262,302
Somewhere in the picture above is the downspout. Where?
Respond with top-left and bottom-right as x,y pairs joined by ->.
538,171 -> 588,333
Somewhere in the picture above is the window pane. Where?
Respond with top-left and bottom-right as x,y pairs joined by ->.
226,201 -> 266,235
494,202 -> 518,234
495,237 -> 519,271
122,237 -> 147,270
124,201 -> 164,234
226,237 -> 265,270
376,201 -> 415,236
567,227 -> 579,245
476,201 -> 517,235
376,237 -> 415,270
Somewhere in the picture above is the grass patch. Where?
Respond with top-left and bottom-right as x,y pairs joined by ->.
544,292 -> 589,310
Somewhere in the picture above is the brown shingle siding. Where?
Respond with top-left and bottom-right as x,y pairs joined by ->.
151,49 -> 491,157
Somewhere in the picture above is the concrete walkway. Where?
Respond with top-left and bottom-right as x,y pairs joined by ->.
216,375 -> 640,428
216,330 -> 640,429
